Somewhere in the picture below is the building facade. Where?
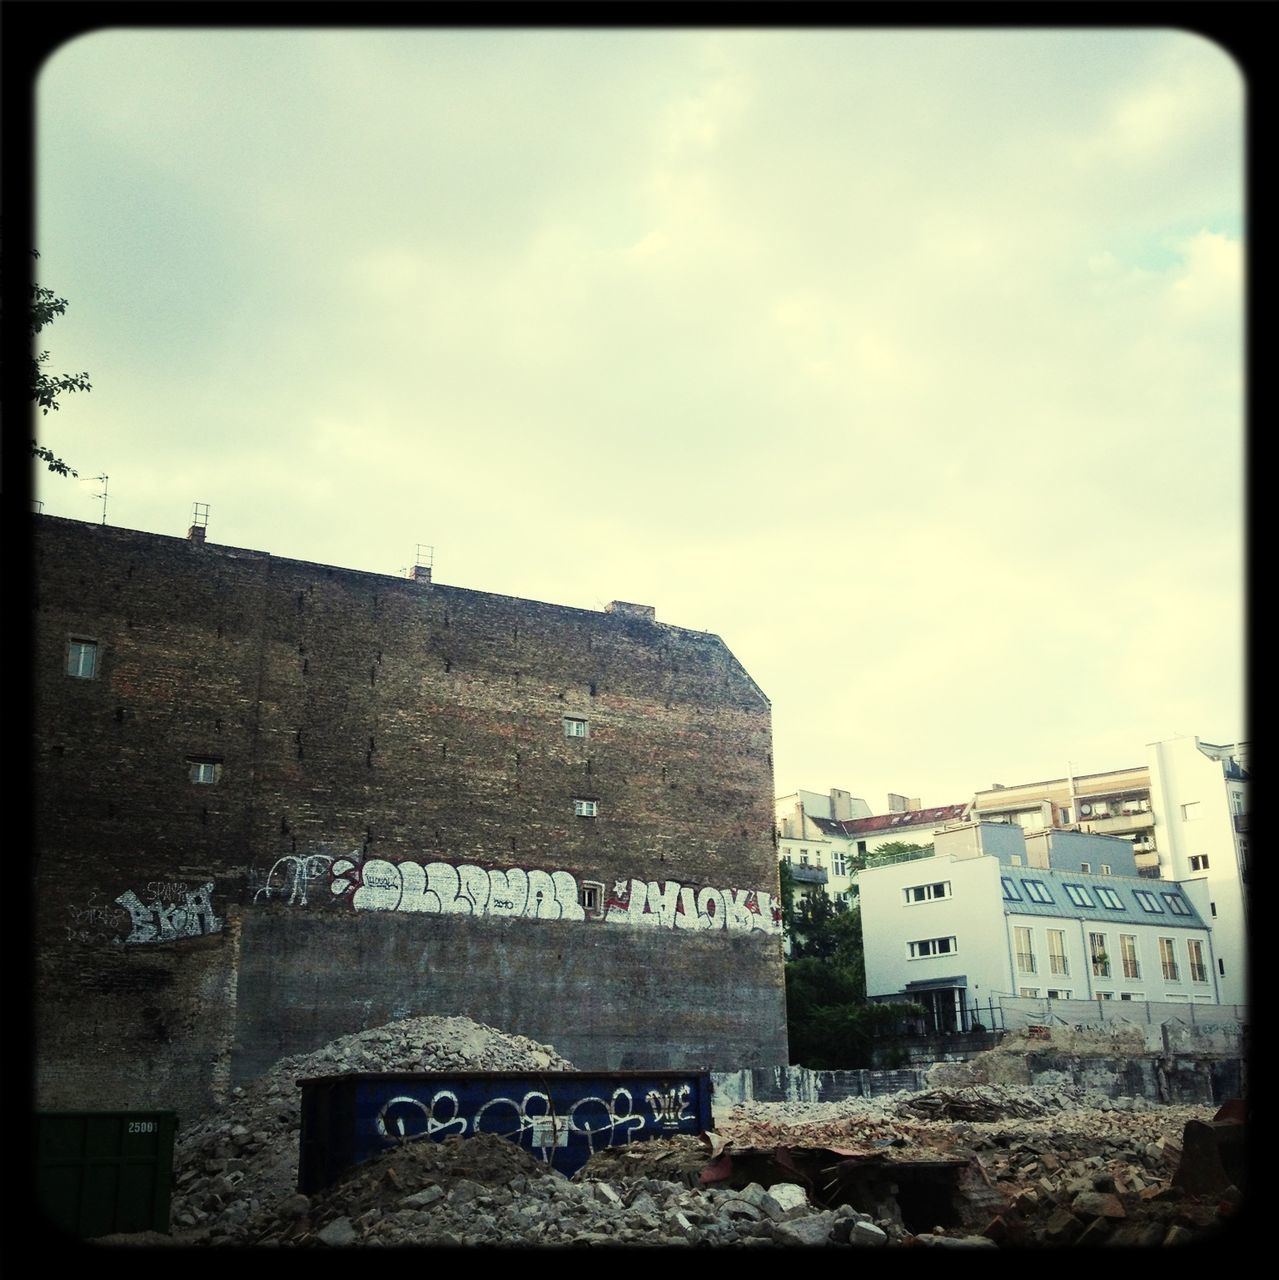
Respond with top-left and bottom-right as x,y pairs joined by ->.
34,515 -> 787,1117
970,737 -> 1248,1006
860,823 -> 1221,1032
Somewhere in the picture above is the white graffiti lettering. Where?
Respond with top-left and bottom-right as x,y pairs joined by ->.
316,857 -> 780,935
646,1084 -> 692,1128
330,859 -> 587,924
114,882 -> 222,944
253,855 -> 334,906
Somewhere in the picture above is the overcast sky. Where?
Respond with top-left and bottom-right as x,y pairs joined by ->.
34,27 -> 1245,810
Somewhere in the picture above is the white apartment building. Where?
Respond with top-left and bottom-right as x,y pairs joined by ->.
861,822 -> 1220,1033
969,735 -> 1248,1006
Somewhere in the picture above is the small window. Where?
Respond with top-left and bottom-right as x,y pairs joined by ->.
1018,988 -> 1040,998
1100,864 -> 1111,876
904,881 -> 951,904
1133,890 -> 1164,914
573,798 -> 598,818
856,841 -> 867,856
66,639 -> 98,679
1079,862 -> 1090,874
1162,893 -> 1192,917
188,757 -> 222,784
1000,877 -> 1022,902
1064,883 -> 1095,908
1210,901 -> 1217,917
564,717 -> 588,739
578,881 -> 604,916
1119,992 -> 1145,1001
1189,854 -> 1210,872
907,936 -> 956,958
1095,886 -> 1125,911
1022,879 -> 1054,905
1046,989 -> 1071,1000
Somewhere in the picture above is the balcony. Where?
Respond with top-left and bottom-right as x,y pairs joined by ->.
790,865 -> 828,885
1080,811 -> 1154,835
1133,848 -> 1161,873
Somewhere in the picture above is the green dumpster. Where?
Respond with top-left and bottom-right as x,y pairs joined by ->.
36,1111 -> 177,1238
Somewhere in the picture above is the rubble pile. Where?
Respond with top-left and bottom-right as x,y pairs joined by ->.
166,1015 -> 576,1243
95,1018 -> 1240,1248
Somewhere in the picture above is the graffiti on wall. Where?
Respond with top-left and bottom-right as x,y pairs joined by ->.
603,878 -> 780,934
323,856 -> 781,936
64,891 -> 116,944
115,881 -> 223,944
253,854 -> 334,906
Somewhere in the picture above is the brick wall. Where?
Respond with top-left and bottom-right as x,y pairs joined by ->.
33,516 -> 786,1117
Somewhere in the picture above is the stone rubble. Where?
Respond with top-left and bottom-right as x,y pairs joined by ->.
93,1016 -> 1243,1249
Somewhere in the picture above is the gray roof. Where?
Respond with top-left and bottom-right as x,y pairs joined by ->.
999,867 -> 1206,929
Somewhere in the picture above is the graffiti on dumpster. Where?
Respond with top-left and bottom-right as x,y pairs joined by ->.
374,1086 -> 652,1161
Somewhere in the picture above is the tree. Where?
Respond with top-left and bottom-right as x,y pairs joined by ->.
28,250 -> 91,476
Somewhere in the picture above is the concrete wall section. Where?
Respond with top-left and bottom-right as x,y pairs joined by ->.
236,908 -> 786,1080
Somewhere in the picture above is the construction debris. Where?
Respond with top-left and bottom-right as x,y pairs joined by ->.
86,1017 -> 1245,1248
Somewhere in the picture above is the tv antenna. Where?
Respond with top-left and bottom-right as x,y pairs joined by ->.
79,473 -> 109,524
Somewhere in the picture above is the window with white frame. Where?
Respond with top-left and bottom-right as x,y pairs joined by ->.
1089,932 -> 1110,978
907,936 -> 956,959
1187,938 -> 1208,983
1119,992 -> 1145,1001
1014,926 -> 1036,973
1100,864 -> 1111,875
1079,862 -> 1091,874
832,851 -> 847,877
573,799 -> 598,817
578,881 -> 604,916
66,639 -> 98,679
1096,991 -> 1113,1001
1047,929 -> 1069,976
1046,989 -> 1072,1000
1162,893 -> 1192,917
1064,883 -> 1095,908
1189,854 -> 1210,872
1022,879 -> 1054,904
188,757 -> 222,785
1095,886 -> 1125,911
1018,988 -> 1040,998
1159,937 -> 1179,982
1120,934 -> 1140,980
1133,890 -> 1164,914
904,880 -> 951,905
563,717 -> 588,738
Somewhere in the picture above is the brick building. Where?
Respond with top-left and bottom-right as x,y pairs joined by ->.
33,515 -> 786,1117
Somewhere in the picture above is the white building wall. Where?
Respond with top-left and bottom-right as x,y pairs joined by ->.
1147,736 -> 1247,1006
861,855 -> 1010,1010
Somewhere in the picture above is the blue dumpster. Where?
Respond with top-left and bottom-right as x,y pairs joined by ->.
298,1070 -> 713,1193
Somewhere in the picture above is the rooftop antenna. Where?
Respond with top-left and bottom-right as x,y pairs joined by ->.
91,474 -> 108,524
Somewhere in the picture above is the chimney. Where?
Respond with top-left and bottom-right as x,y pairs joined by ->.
188,501 -> 209,546
412,564 -> 432,583
606,601 -> 656,621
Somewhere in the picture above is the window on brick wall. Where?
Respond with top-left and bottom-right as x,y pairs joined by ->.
188,757 -> 223,784
66,638 -> 98,679
578,881 -> 604,916
564,717 -> 588,739
573,798 -> 598,817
